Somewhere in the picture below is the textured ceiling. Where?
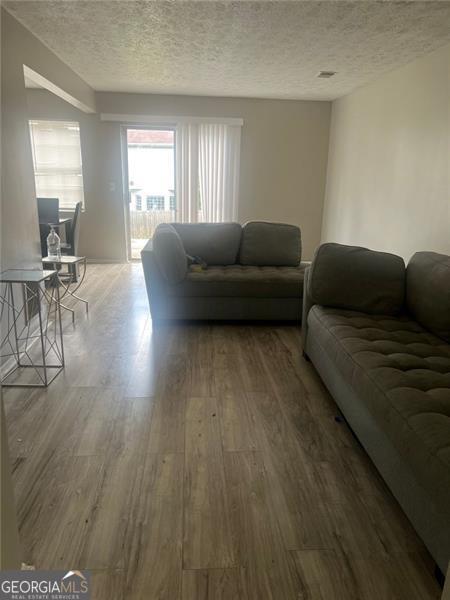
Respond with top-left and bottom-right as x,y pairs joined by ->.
6,1 -> 450,100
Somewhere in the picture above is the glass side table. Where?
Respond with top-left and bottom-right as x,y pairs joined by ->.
0,269 -> 65,387
42,256 -> 89,323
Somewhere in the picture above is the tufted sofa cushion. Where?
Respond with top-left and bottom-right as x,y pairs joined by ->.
239,221 -> 302,266
166,264 -> 307,298
171,222 -> 242,265
407,251 -> 450,343
308,304 -> 450,514
309,243 -> 406,315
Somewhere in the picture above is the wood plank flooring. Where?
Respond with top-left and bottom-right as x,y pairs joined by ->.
3,263 -> 441,599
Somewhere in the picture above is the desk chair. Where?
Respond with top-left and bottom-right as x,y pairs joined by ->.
61,201 -> 82,280
37,197 -> 59,256
37,197 -> 59,225
61,201 -> 81,255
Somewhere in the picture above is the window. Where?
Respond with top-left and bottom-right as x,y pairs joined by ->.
169,196 -> 176,211
135,195 -> 142,211
29,120 -> 85,210
147,195 -> 165,210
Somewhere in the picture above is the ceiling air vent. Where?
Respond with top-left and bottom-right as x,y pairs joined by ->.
317,71 -> 337,78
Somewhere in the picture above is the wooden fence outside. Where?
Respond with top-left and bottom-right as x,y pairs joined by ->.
130,210 -> 175,239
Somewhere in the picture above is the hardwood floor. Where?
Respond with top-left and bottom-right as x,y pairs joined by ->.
3,263 -> 441,599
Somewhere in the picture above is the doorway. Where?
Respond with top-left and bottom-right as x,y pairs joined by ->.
124,127 -> 176,260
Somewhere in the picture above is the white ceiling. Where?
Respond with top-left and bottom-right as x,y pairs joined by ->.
7,0 -> 450,101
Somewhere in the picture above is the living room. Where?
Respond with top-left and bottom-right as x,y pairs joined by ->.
1,1 -> 449,599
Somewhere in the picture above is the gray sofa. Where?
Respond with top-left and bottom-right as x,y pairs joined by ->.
142,221 -> 308,321
302,243 -> 450,572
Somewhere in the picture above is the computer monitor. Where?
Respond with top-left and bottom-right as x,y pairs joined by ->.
37,197 -> 59,225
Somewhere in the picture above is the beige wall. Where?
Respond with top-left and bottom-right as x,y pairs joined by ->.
26,90 -> 127,262
95,93 -> 332,261
1,8 -> 95,270
27,91 -> 331,261
322,43 -> 450,261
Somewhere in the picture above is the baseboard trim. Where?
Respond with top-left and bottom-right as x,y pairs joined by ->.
86,258 -> 128,264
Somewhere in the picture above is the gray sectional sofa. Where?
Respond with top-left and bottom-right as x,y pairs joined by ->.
141,221 -> 308,321
302,243 -> 450,572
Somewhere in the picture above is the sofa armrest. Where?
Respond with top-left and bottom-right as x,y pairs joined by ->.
299,260 -> 311,270
308,243 -> 406,315
141,239 -> 170,321
152,224 -> 188,284
301,266 -> 313,353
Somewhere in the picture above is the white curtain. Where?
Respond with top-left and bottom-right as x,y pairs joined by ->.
176,121 -> 241,223
199,123 -> 241,222
175,123 -> 199,222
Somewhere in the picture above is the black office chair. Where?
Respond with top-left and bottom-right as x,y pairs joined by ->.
61,201 -> 82,280
61,201 -> 81,256
37,197 -> 59,256
37,197 -> 59,224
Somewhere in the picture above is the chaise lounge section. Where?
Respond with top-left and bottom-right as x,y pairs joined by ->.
302,243 -> 450,572
142,221 -> 309,321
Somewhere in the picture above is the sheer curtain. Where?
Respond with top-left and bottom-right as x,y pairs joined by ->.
176,121 -> 241,223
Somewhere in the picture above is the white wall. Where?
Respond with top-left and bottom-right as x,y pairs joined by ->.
1,8 -> 95,270
27,91 -> 331,261
96,93 -> 332,261
322,43 -> 450,261
25,89 -> 122,261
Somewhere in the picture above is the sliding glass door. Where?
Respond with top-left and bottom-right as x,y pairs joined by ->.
124,127 -> 175,260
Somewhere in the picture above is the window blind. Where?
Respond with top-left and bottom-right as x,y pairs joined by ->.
29,120 -> 85,210
176,121 -> 241,222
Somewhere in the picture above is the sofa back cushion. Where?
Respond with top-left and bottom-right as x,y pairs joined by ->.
309,243 -> 406,315
153,224 -> 187,284
406,251 -> 450,342
239,221 -> 301,266
172,223 -> 242,265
